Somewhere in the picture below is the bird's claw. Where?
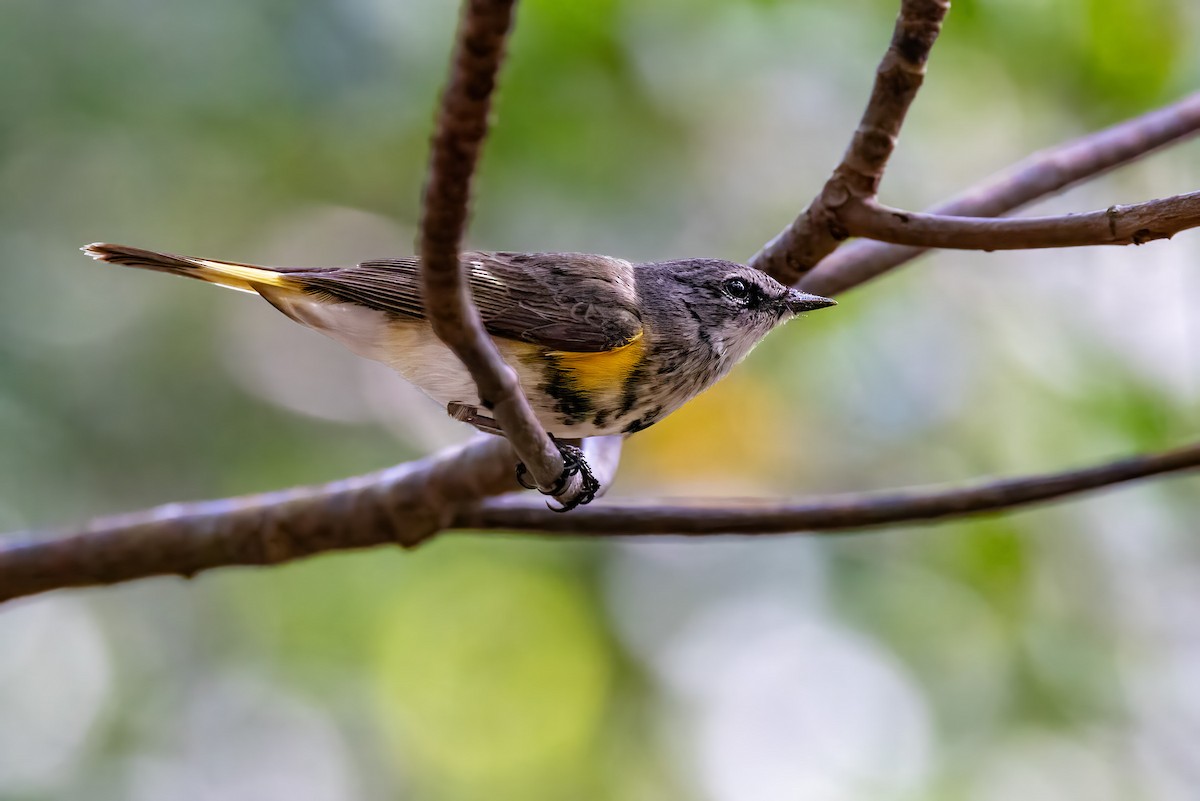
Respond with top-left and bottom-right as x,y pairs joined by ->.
515,441 -> 599,512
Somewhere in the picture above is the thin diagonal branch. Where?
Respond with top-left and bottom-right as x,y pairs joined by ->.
5,437 -> 1198,603
751,0 -> 950,285
461,440 -> 1200,534
837,190 -> 1200,251
418,0 -> 590,508
801,91 -> 1200,296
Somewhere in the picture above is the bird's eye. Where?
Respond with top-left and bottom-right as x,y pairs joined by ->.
724,277 -> 751,301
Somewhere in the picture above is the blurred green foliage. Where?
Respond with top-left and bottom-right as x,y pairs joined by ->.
2,1 -> 1200,800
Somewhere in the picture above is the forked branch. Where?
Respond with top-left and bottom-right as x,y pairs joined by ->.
752,0 -> 951,284
802,92 -> 1200,295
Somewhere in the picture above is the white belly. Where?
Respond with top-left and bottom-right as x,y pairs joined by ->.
261,293 -> 636,437
383,324 -> 483,409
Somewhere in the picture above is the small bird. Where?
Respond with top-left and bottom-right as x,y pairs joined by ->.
84,243 -> 835,507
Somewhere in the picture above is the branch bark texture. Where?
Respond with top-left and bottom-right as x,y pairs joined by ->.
0,438 -> 521,604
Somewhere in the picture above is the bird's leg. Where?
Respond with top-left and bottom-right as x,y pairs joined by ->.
445,404 -> 598,510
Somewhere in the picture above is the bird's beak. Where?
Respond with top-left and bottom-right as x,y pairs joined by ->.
785,289 -> 837,314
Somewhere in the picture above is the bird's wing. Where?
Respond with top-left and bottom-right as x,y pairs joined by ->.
288,252 -> 643,353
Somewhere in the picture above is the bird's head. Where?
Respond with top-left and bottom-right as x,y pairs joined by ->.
650,259 -> 835,363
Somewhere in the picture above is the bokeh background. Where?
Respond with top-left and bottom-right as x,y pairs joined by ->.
3,0 -> 1200,799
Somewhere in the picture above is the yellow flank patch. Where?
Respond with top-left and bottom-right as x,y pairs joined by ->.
549,332 -> 645,397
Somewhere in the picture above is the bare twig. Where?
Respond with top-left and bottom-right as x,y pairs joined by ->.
462,440 -> 1200,533
5,438 -> 1198,603
751,0 -> 951,285
801,92 -> 1200,296
837,190 -> 1200,251
418,0 -> 590,508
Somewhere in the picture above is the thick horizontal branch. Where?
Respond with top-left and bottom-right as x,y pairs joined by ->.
0,437 -> 521,604
751,0 -> 950,285
463,439 -> 1200,534
801,91 -> 1200,296
0,436 -> 623,605
418,0 -> 590,508
5,437 -> 1197,604
838,190 -> 1200,251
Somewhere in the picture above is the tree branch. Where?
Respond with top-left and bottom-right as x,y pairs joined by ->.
800,91 -> 1200,296
751,0 -> 951,285
418,0 -> 592,509
5,437 -> 1198,603
461,439 -> 1200,534
837,190 -> 1200,251
0,437 -> 521,604
7,2 -> 1200,605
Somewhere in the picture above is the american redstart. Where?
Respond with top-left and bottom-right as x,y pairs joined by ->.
83,243 -> 835,506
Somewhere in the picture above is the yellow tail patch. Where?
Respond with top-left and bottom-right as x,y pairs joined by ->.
83,243 -> 294,294
187,258 -> 291,293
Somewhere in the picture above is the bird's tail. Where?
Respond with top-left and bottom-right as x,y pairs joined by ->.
82,243 -> 292,294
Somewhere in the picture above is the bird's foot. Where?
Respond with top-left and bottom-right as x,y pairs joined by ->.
516,439 -> 600,512
448,405 -> 598,511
